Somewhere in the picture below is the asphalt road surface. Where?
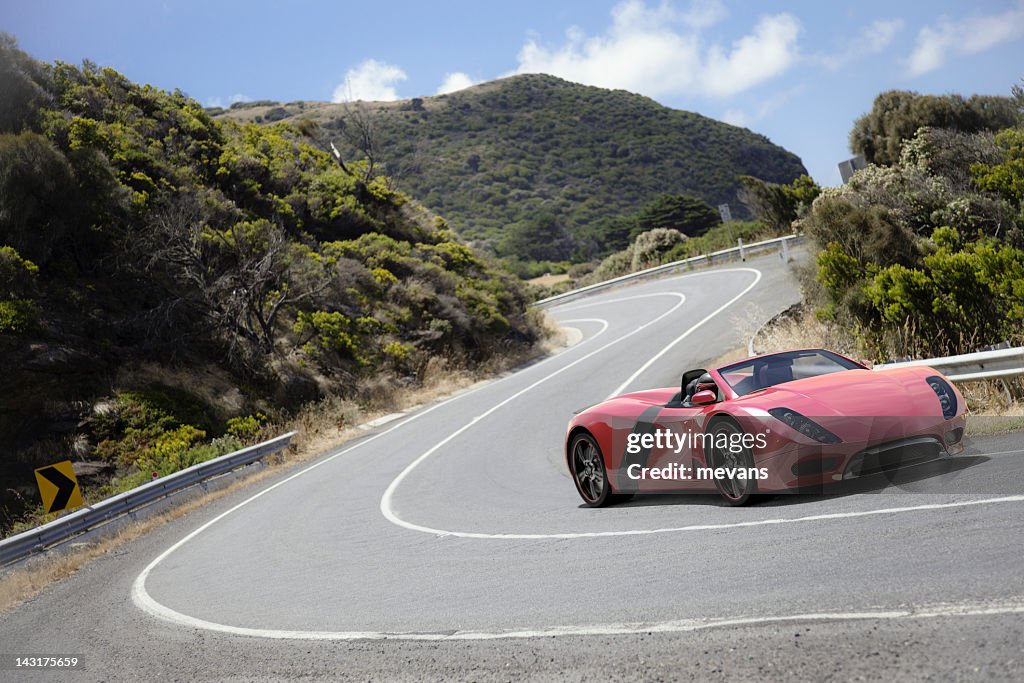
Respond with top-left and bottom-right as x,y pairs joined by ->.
3,253 -> 1023,681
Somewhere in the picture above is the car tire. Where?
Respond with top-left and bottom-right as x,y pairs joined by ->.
569,432 -> 619,507
707,418 -> 757,506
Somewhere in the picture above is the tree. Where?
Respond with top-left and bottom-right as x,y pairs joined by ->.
576,214 -> 637,258
631,228 -> 686,270
499,211 -> 575,262
141,195 -> 334,363
0,132 -> 79,263
971,127 -> 1024,207
850,90 -> 1019,165
633,194 -> 718,238
738,174 -> 820,233
0,34 -> 50,133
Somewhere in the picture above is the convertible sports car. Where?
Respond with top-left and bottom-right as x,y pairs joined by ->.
566,349 -> 966,506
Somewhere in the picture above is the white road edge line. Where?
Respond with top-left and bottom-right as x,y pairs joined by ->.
381,268 -> 767,536
606,268 -> 762,398
378,289 -> 690,534
132,286 -> 705,631
130,267 -> 1024,641
378,288 -> 696,532
384,494 -> 1024,539
130,592 -> 1024,641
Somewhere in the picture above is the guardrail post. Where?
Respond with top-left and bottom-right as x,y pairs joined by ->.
781,238 -> 789,262
738,238 -> 745,261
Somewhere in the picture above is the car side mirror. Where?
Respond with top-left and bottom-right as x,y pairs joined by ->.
860,359 -> 874,370
691,389 -> 717,405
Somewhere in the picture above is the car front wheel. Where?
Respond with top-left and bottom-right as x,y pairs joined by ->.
708,418 -> 757,506
569,432 -> 615,507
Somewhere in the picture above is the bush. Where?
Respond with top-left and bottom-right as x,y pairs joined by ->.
0,298 -> 37,332
804,198 -> 921,269
135,424 -> 206,476
739,174 -> 820,233
850,90 -> 1019,166
590,246 -> 634,282
0,244 -> 38,296
803,91 -> 1024,358
133,431 -> 242,479
294,310 -> 365,362
226,413 -> 267,441
863,239 -> 1024,354
631,228 -> 686,270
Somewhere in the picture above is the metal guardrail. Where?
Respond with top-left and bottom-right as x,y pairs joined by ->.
534,234 -> 802,308
0,431 -> 296,567
876,346 -> 1024,383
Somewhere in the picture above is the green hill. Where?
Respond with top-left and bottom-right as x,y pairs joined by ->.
0,37 -> 541,532
215,74 -> 807,260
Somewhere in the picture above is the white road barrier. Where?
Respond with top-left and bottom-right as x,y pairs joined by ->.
876,346 -> 1024,383
534,235 -> 801,308
0,432 -> 296,567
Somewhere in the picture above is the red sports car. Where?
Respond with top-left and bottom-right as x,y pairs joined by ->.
566,349 -> 966,506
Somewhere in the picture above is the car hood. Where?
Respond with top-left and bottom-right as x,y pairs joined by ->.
741,368 -> 947,441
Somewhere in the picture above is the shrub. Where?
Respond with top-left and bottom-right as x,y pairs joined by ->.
0,299 -> 37,332
135,424 -> 206,476
589,247 -> 634,282
294,310 -> 373,364
739,174 -> 820,233
226,413 -> 267,441
630,228 -> 686,270
860,240 -> 1024,354
382,341 -> 413,368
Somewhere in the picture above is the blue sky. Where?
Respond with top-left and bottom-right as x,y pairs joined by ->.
3,0 -> 1023,186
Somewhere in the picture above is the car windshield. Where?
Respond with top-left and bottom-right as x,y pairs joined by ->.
718,349 -> 863,397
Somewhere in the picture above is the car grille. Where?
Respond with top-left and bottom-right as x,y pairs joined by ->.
844,437 -> 945,478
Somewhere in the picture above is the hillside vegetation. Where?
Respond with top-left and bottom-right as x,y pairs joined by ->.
216,74 -> 807,264
0,37 -> 542,532
804,84 -> 1024,359
850,90 -> 1019,166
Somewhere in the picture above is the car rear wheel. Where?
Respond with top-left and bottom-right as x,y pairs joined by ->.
569,432 -> 617,507
708,418 -> 757,506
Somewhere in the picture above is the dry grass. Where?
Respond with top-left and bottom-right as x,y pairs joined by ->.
752,305 -> 860,359
527,273 -> 571,287
0,311 -> 570,614
956,380 -> 1024,426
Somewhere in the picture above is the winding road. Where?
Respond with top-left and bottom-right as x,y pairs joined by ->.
3,252 -> 1023,681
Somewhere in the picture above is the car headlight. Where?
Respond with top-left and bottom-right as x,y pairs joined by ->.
926,376 -> 957,419
768,408 -> 842,444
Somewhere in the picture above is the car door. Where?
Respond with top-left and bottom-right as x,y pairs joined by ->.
628,403 -> 714,492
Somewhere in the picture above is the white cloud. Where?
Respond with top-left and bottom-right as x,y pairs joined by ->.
722,109 -> 750,127
815,18 -> 903,71
678,0 -> 728,29
511,0 -> 800,98
862,18 -> 904,53
332,59 -> 407,102
205,93 -> 251,109
906,5 -> 1024,77
701,14 -> 801,96
720,85 -> 804,129
436,72 -> 476,95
